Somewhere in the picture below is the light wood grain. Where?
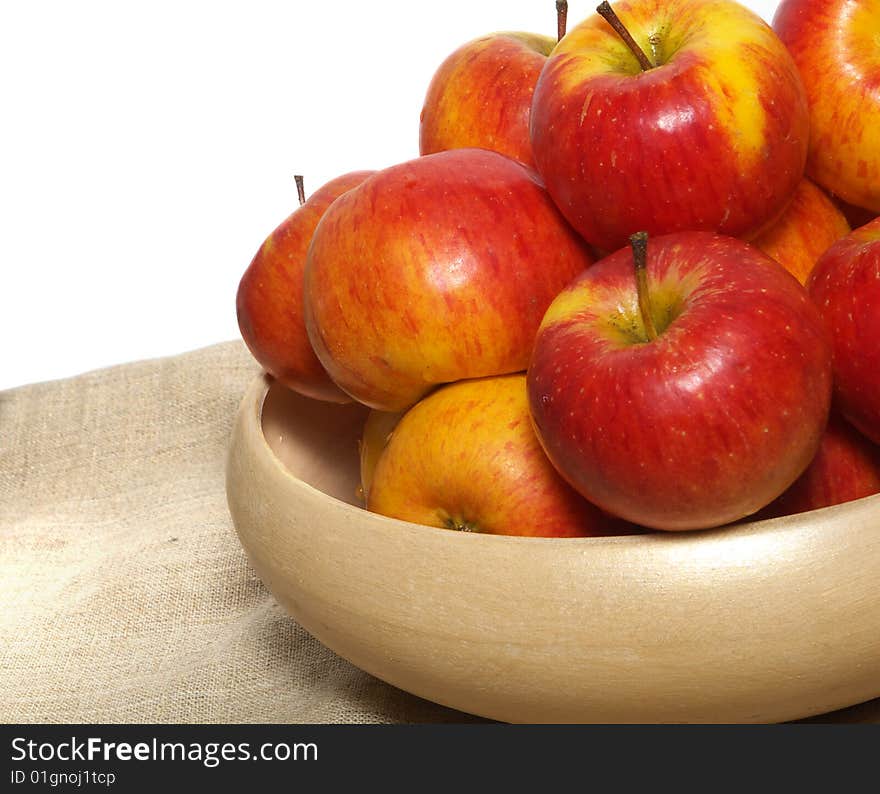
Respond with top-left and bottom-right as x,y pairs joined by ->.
226,375 -> 880,723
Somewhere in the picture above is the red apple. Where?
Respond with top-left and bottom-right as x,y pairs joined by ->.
236,171 -> 374,402
366,374 -> 618,537
529,0 -> 809,252
752,178 -> 850,285
758,412 -> 880,519
527,231 -> 832,531
419,31 -> 555,170
808,218 -> 880,444
773,0 -> 880,214
304,148 -> 595,412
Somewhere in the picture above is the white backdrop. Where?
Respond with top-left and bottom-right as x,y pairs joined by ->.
1,0 -> 781,390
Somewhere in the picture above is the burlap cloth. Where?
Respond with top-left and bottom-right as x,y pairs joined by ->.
1,341 -> 877,723
0,341 -> 478,724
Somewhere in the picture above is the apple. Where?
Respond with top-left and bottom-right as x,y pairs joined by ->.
758,412 -> 880,519
419,31 -> 554,170
529,0 -> 809,252
366,374 -> 618,537
358,408 -> 403,503
752,178 -> 850,285
304,148 -> 595,412
808,218 -> 880,444
236,170 -> 374,402
527,231 -> 833,531
419,3 -> 571,170
773,0 -> 880,214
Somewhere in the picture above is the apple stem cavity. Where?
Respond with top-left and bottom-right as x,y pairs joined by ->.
630,231 -> 659,342
556,0 -> 568,42
295,174 -> 306,206
596,1 -> 654,72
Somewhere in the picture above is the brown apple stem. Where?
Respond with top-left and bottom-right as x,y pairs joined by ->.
596,1 -> 653,71
556,0 -> 568,41
295,174 -> 306,206
630,231 -> 658,342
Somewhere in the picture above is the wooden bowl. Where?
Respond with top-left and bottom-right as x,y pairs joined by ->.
226,374 -> 880,723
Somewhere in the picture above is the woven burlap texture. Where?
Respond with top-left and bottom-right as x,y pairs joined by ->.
0,341 -> 478,724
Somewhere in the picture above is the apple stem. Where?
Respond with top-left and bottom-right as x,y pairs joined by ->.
596,1 -> 654,71
556,0 -> 568,41
295,174 -> 306,206
630,232 -> 658,342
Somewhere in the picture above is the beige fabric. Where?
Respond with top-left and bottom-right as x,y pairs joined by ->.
0,341 -> 474,724
1,341 -> 876,724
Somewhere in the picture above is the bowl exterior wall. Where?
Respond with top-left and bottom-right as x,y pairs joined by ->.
226,376 -> 880,723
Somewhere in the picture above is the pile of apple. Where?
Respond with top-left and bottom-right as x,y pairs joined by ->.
236,0 -> 880,536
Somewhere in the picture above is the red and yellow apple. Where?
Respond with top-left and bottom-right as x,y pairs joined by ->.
808,218 -> 880,444
304,148 -> 595,412
758,412 -> 880,519
359,408 -> 403,502
752,178 -> 850,284
773,0 -> 880,214
236,170 -> 374,402
366,374 -> 616,537
527,231 -> 832,531
419,32 -> 555,170
530,0 -> 809,252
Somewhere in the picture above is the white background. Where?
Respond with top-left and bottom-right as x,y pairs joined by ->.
1,0 -> 780,390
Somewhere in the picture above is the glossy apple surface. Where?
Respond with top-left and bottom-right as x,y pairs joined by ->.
530,0 -> 809,252
759,412 -> 880,518
367,374 -> 617,537
773,0 -> 880,214
528,232 -> 832,531
753,178 -> 849,284
236,171 -> 374,402
304,148 -> 595,412
808,218 -> 880,443
419,32 -> 554,169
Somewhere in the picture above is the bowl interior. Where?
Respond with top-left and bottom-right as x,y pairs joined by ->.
261,380 -> 369,506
